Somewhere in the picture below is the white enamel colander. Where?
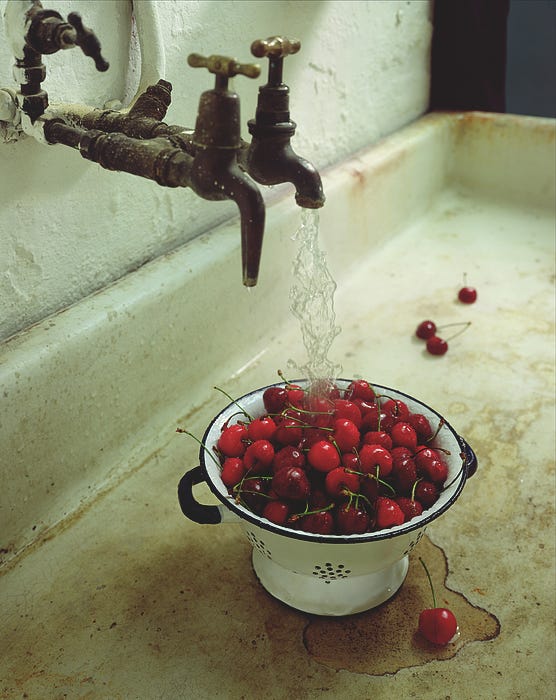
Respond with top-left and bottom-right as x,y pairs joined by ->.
178,380 -> 477,615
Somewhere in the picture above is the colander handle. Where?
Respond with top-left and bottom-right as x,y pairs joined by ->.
178,466 -> 239,524
460,438 -> 478,478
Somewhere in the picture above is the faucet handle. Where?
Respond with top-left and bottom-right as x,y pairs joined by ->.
67,12 -> 110,72
188,53 -> 260,89
250,37 -> 301,59
250,37 -> 300,86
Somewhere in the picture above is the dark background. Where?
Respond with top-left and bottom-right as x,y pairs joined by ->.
506,0 -> 556,117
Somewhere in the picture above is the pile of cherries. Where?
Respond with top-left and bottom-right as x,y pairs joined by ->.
213,378 -> 453,536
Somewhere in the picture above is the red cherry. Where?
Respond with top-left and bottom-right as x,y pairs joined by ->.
263,386 -> 288,413
271,466 -> 310,500
382,399 -> 410,422
333,399 -> 362,428
243,439 -> 275,473
375,496 -> 405,529
307,440 -> 341,472
273,418 -> 303,446
300,510 -> 334,534
390,421 -> 418,451
332,418 -> 360,452
391,456 -> 418,495
345,379 -> 376,402
286,384 -> 305,408
407,413 -> 433,442
418,557 -> 458,645
217,423 -> 248,457
458,286 -> 477,304
419,608 -> 458,645
247,416 -> 276,442
220,457 -> 245,487
426,336 -> 448,356
362,430 -> 393,450
416,320 -> 437,340
395,496 -> 423,521
358,444 -> 393,478
272,445 -> 306,473
336,503 -> 370,534
324,467 -> 361,498
414,480 -> 439,507
238,477 -> 268,514
263,500 -> 290,525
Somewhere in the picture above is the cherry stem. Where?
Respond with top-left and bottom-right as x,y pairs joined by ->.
288,502 -> 334,522
176,428 -> 221,467
213,386 -> 253,421
444,321 -> 471,342
419,557 -> 437,609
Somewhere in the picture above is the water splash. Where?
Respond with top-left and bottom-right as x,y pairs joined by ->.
288,208 -> 342,382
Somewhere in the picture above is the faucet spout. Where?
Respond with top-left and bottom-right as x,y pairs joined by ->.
190,150 -> 265,286
245,128 -> 325,208
245,37 -> 325,209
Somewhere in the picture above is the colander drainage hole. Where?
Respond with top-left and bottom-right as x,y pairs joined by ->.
246,531 -> 272,559
312,563 -> 351,583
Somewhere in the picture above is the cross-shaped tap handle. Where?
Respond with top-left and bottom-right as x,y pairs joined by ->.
250,37 -> 301,86
188,53 -> 260,89
65,12 -> 109,71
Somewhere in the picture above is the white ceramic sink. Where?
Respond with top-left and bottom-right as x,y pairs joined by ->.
0,111 -> 554,698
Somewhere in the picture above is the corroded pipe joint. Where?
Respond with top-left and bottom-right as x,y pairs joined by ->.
78,130 -> 192,187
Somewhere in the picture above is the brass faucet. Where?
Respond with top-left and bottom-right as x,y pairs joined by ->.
7,2 -> 324,285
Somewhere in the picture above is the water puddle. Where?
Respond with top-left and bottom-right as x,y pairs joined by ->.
303,535 -> 500,675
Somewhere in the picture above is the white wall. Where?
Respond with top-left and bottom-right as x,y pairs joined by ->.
0,0 -> 432,342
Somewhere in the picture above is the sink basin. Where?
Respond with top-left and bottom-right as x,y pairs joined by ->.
0,111 -> 554,697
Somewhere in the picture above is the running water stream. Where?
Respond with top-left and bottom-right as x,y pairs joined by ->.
288,208 -> 342,383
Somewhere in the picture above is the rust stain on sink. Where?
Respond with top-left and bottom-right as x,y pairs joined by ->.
303,536 -> 500,675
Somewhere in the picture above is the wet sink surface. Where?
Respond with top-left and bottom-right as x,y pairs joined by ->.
1,113 -> 554,699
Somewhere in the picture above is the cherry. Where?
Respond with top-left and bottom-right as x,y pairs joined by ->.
426,336 -> 448,356
407,413 -> 433,442
307,440 -> 341,472
418,557 -> 458,645
332,418 -> 360,452
243,439 -> 275,473
391,456 -> 418,495
247,416 -> 276,442
271,466 -> 310,500
414,480 -> 439,507
237,477 -> 268,514
286,384 -> 305,408
382,399 -> 410,422
345,379 -> 376,402
358,444 -> 393,478
458,274 -> 477,304
390,421 -> 418,451
300,510 -> 334,535
395,496 -> 423,520
362,430 -> 393,450
217,423 -> 248,457
324,467 -> 361,498
458,286 -> 477,304
333,399 -> 362,428
263,500 -> 290,525
273,418 -> 303,446
416,320 -> 437,340
375,496 -> 405,528
336,503 -> 370,534
272,445 -> 306,473
220,457 -> 245,487
263,386 -> 288,413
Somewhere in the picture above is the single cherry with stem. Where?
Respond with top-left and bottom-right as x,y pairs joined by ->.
458,273 -> 478,304
418,557 -> 459,645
